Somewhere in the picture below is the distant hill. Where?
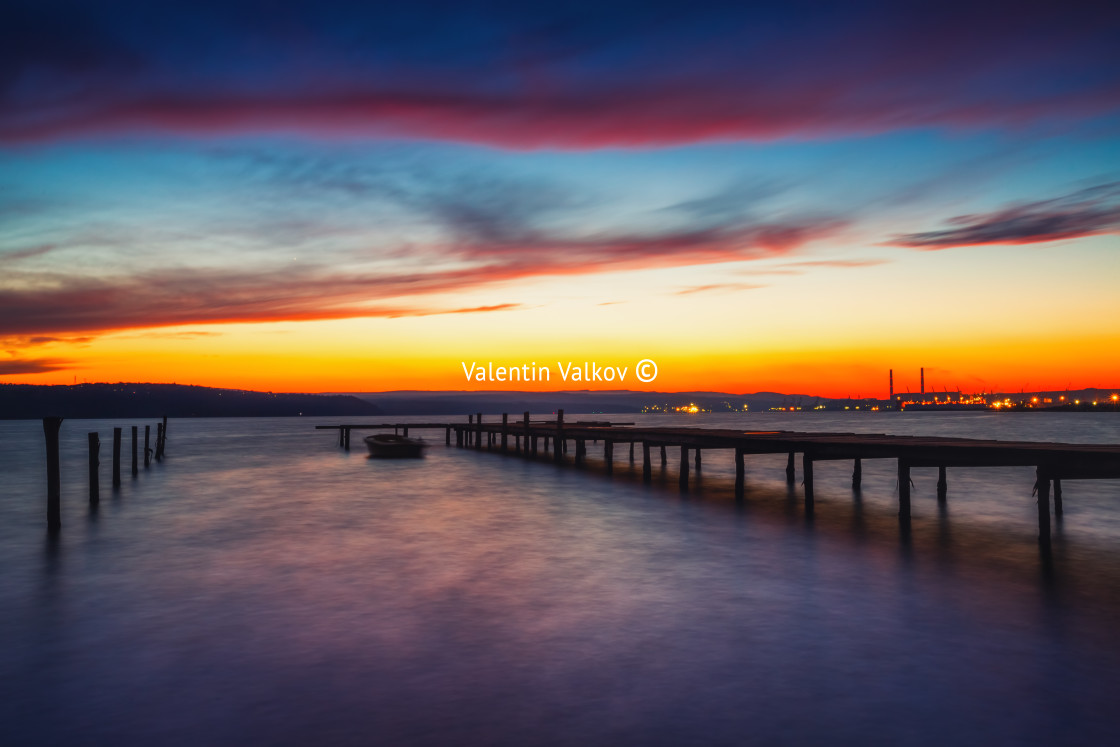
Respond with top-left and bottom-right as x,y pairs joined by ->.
340,389 -> 810,415
0,383 -> 382,419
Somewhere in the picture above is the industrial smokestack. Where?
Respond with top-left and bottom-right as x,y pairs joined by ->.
921,367 -> 925,395
889,369 -> 894,400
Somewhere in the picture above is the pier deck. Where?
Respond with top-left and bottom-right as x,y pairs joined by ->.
319,414 -> 1120,547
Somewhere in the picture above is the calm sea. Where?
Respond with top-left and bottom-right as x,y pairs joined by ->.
2,412 -> 1120,745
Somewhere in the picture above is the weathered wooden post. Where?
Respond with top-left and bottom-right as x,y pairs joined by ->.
44,417 -> 63,530
88,432 -> 99,507
803,452 -> 814,507
554,409 -> 564,464
344,427 -> 351,450
1036,467 -> 1051,547
144,425 -> 151,468
1054,479 -> 1063,516
734,447 -> 745,500
155,423 -> 164,461
574,438 -> 585,465
936,465 -> 947,502
642,442 -> 652,483
476,413 -> 483,450
660,445 -> 666,466
694,448 -> 701,470
445,426 -> 451,445
523,411 -> 530,456
131,426 -> 138,477
161,416 -> 168,455
898,458 -> 911,519
339,425 -> 345,447
604,441 -> 613,474
467,415 -> 473,447
786,452 -> 796,484
501,413 -> 508,451
852,458 -> 862,490
629,441 -> 634,462
112,427 -> 122,488
679,445 -> 689,490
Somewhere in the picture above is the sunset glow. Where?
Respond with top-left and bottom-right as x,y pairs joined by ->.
3,1 -> 1119,396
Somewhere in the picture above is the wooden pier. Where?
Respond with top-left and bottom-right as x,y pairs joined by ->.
320,413 -> 1120,548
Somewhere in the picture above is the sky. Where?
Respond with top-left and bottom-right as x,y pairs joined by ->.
2,0 -> 1119,397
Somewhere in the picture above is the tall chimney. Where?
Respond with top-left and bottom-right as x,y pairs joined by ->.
921,367 -> 925,395
889,369 -> 894,400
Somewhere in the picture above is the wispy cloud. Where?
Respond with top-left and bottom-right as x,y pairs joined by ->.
891,182 -> 1120,248
675,283 -> 766,295
0,357 -> 71,374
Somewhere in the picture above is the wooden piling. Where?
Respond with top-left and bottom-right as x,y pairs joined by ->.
1037,467 -> 1051,546
937,465 -> 947,502
679,445 -> 690,490
734,447 -> 745,500
476,413 -> 483,450
88,431 -> 99,507
554,409 -> 564,463
852,457 -> 862,490
803,453 -> 814,507
43,417 -> 63,530
144,425 -> 151,467
403,426 -> 409,437
467,415 -> 473,447
523,412 -> 530,456
446,426 -> 451,445
339,425 -> 345,447
131,426 -> 138,477
112,427 -> 122,488
898,459 -> 911,518
604,441 -> 613,475
501,413 -> 508,451
660,445 -> 667,466
642,442 -> 652,483
155,423 -> 163,461
786,452 -> 796,484
629,441 -> 634,462
694,448 -> 701,470
1054,479 -> 1063,516
161,416 -> 167,455
575,438 -> 585,465
344,427 -> 351,450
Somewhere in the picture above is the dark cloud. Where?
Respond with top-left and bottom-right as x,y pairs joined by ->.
1,1 -> 1117,148
892,182 -> 1120,248
0,357 -> 71,374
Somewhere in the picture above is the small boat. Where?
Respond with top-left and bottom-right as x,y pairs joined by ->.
364,433 -> 427,458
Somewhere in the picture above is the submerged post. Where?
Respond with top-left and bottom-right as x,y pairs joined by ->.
642,442 -> 652,483
937,465 -> 947,502
344,427 -> 351,450
161,416 -> 168,455
803,452 -> 814,508
786,452 -> 796,484
604,440 -> 614,474
155,423 -> 164,461
1054,479 -> 1063,516
575,438 -> 585,465
88,431 -> 100,507
131,426 -> 138,477
112,427 -> 122,488
734,447 -> 745,500
1037,467 -> 1051,547
852,458 -> 862,490
660,445 -> 667,466
694,448 -> 701,470
629,442 -> 634,462
467,414 -> 474,447
144,425 -> 151,468
44,417 -> 63,530
554,409 -> 564,464
898,459 -> 911,519
522,411 -> 530,456
476,413 -> 483,450
679,445 -> 689,490
446,426 -> 451,446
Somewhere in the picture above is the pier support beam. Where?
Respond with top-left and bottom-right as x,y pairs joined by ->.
642,443 -> 652,483
660,445 -> 667,466
554,409 -> 564,464
898,459 -> 911,519
476,413 -> 483,450
501,414 -> 508,451
44,417 -> 63,530
852,458 -> 862,490
1054,479 -> 1063,516
446,426 -> 451,446
575,438 -> 586,465
344,427 -> 351,450
604,441 -> 613,474
1037,467 -> 1051,547
786,452 -> 796,485
467,415 -> 473,447
629,442 -> 634,462
937,465 -> 947,502
113,427 -> 122,488
88,432 -> 100,507
679,445 -> 690,490
694,448 -> 701,471
803,453 -> 814,508
734,447 -> 744,501
523,412 -> 530,456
